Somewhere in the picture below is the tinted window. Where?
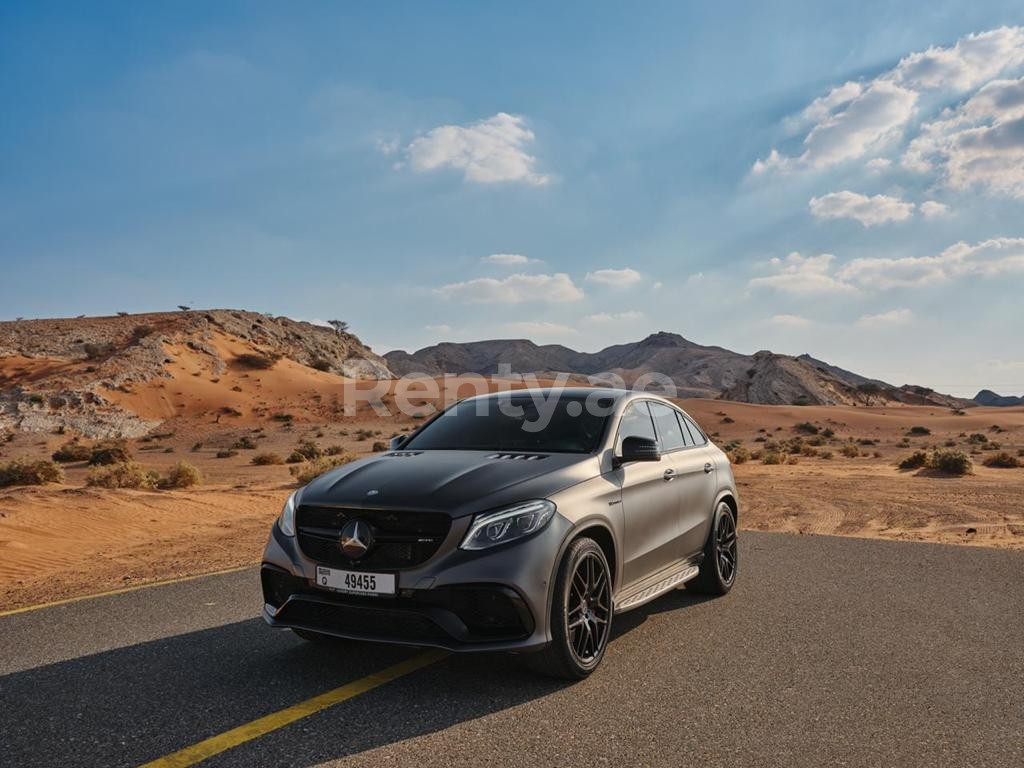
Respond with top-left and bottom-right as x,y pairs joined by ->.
403,395 -> 609,453
682,415 -> 707,445
616,401 -> 657,451
650,402 -> 686,451
675,412 -> 695,447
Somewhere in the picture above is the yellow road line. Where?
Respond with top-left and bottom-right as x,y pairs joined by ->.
137,649 -> 447,768
0,564 -> 255,618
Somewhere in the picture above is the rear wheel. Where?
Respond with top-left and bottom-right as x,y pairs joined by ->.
526,537 -> 613,680
689,501 -> 738,595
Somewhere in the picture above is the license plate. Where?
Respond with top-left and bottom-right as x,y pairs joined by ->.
315,565 -> 395,596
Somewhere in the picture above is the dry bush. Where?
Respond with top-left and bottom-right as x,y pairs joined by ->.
0,459 -> 64,487
786,456 -> 799,465
819,450 -> 833,460
727,446 -> 750,465
293,440 -> 322,461
982,452 -> 1021,469
89,439 -> 132,466
793,422 -> 819,435
86,462 -> 158,490
216,449 -> 238,459
158,461 -> 202,489
929,450 -> 972,476
907,426 -> 931,436
52,440 -> 92,463
232,435 -> 257,450
898,451 -> 928,470
761,451 -> 784,465
251,452 -> 285,466
372,441 -> 387,452
324,444 -> 347,456
235,351 -> 281,369
840,444 -> 860,458
800,445 -> 818,457
290,453 -> 358,484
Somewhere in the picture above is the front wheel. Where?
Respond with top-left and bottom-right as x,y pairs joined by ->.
526,537 -> 613,680
689,501 -> 738,596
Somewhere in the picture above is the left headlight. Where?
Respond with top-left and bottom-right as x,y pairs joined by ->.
278,491 -> 298,537
460,500 -> 556,551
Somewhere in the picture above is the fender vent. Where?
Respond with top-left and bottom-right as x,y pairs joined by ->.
486,453 -> 547,461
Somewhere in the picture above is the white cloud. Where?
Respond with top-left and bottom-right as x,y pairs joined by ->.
584,310 -> 645,323
903,77 -> 1024,197
856,308 -> 914,327
754,27 -> 1024,174
866,157 -> 893,172
480,253 -> 539,266
435,272 -> 583,304
500,321 -> 577,337
769,314 -> 812,327
403,112 -> 550,186
424,324 -> 452,334
920,200 -> 951,218
809,190 -> 915,226
748,252 -> 857,295
585,268 -> 643,286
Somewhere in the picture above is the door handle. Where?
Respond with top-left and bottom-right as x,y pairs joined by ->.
663,468 -> 675,481
703,462 -> 714,473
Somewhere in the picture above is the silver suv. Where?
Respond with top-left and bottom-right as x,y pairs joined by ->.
261,388 -> 739,678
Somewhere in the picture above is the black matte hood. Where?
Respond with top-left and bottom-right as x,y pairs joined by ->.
298,450 -> 600,518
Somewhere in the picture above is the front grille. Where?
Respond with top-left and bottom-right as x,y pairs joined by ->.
295,505 -> 451,570
281,598 -> 450,643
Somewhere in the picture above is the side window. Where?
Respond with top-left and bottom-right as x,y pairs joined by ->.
675,412 -> 695,447
616,401 -> 657,452
649,403 -> 686,452
682,415 -> 708,445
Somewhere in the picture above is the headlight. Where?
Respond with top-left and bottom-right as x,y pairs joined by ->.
460,500 -> 556,551
278,491 -> 298,537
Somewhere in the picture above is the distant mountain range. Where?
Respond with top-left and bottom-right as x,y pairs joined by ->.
973,389 -> 1024,407
385,332 -> 974,408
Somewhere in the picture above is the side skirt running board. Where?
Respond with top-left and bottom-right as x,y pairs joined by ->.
614,563 -> 700,614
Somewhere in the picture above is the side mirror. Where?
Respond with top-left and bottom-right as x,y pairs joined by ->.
388,435 -> 408,451
618,435 -> 661,464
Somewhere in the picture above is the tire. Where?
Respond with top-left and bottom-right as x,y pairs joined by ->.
291,627 -> 342,644
526,537 -> 613,680
689,501 -> 738,596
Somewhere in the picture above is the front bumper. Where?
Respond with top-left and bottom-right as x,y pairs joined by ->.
260,512 -> 572,653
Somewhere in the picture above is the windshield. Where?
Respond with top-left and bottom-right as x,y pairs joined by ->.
403,394 -> 612,453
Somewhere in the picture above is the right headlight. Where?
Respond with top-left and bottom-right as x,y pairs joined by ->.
277,491 -> 298,537
460,500 -> 556,551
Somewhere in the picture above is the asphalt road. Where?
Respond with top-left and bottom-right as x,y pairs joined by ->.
2,532 -> 1022,768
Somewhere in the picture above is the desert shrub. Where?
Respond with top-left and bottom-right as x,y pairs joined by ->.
807,435 -> 825,446
86,462 -> 158,490
873,451 -> 883,458
721,416 -> 734,424
761,451 -> 784,465
929,450 -> 972,476
786,456 -> 799,465
83,342 -> 116,360
898,451 -> 928,470
858,438 -> 877,446
754,436 -> 766,443
323,444 -> 347,456
968,433 -> 988,444
215,449 -> 238,459
89,439 -> 132,465
309,357 -> 333,372
982,452 -> 1021,469
727,446 -> 750,464
27,393 -> 45,405
251,452 -> 284,466
52,440 -> 92,463
191,442 -> 204,452
271,413 -> 294,422
944,439 -> 957,447
372,441 -> 387,452
232,435 -> 257,450
908,426 -> 931,436
164,447 -> 174,453
293,440 -> 322,460
800,445 -> 818,457
819,450 -> 833,460
0,459 -> 64,487
290,453 -> 358,484
158,461 -> 202,489
131,324 -> 154,340
793,422 -> 819,435
354,429 -> 374,441
840,444 -> 860,458
235,351 -> 282,369
822,428 -> 835,439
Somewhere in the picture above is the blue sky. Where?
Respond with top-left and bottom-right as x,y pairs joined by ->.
3,1 -> 1024,396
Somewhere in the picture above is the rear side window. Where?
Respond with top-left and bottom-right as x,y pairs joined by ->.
681,414 -> 707,445
649,402 -> 686,451
616,401 -> 656,451
675,412 -> 695,447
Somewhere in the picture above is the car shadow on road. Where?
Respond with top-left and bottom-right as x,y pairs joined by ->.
0,589 -> 715,768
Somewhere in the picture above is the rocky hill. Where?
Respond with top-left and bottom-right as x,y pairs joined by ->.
0,310 -> 391,436
386,332 -> 973,408
974,389 -> 1024,407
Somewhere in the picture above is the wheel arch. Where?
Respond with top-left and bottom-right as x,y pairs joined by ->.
716,490 -> 738,525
